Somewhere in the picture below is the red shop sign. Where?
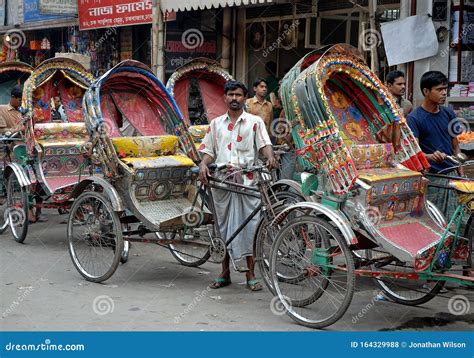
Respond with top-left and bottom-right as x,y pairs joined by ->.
78,0 -> 152,30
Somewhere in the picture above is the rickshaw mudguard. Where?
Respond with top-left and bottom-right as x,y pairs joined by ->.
4,163 -> 31,188
69,176 -> 125,212
270,201 -> 357,246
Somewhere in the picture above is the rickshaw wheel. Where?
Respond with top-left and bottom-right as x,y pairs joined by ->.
255,190 -> 306,294
166,231 -> 211,267
68,191 -> 123,283
6,174 -> 29,243
270,215 -> 355,329
371,257 -> 446,306
120,240 -> 130,264
0,194 -> 8,234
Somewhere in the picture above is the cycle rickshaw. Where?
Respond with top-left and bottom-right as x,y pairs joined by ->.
4,57 -> 94,243
266,44 -> 473,328
0,62 -> 33,235
67,60 -> 304,283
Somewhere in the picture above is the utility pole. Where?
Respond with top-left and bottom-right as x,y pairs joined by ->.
152,0 -> 165,81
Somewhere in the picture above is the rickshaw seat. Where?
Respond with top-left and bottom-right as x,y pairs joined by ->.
188,125 -> 209,147
449,180 -> 474,194
111,136 -> 194,169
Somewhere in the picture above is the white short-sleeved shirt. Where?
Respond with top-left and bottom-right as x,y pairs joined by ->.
199,111 -> 272,185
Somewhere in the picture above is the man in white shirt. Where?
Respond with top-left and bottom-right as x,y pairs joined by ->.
198,81 -> 277,291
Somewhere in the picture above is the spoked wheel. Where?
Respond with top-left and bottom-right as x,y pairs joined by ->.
255,191 -> 306,293
166,229 -> 211,267
68,191 -> 123,283
6,174 -> 28,243
0,192 -> 8,235
371,256 -> 445,305
270,215 -> 355,329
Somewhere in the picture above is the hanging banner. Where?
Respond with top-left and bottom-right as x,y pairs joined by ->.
23,0 -> 73,22
78,0 -> 152,30
39,0 -> 78,15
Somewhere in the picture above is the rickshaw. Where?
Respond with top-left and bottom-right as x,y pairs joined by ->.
67,60 -> 304,283
267,44 -> 473,328
0,62 -> 33,235
166,58 -> 234,148
4,57 -> 94,243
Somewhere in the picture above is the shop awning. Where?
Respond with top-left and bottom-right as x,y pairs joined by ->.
160,0 -> 273,12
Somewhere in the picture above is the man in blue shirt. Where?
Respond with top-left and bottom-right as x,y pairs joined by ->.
407,71 -> 461,174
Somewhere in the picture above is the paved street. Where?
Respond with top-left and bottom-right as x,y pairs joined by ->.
1,211 -> 473,331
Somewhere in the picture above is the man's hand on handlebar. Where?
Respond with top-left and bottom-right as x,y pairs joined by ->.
427,150 -> 447,164
198,153 -> 215,185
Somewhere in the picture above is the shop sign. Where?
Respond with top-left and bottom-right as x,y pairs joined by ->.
23,0 -> 73,22
78,0 -> 153,30
165,32 -> 217,75
39,0 -> 77,15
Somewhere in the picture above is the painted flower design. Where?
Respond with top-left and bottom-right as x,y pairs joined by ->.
345,122 -> 365,140
332,91 -> 349,109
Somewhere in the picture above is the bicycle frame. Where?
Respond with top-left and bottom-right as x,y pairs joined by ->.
199,167 -> 276,249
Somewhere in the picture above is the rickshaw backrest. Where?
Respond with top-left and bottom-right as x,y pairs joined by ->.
110,135 -> 180,158
34,122 -> 88,144
349,144 -> 394,170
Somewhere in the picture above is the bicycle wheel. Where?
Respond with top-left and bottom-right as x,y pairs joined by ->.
68,191 -> 123,283
167,228 -> 212,267
371,256 -> 446,305
0,186 -> 8,234
6,174 -> 28,243
120,240 -> 130,264
270,215 -> 355,329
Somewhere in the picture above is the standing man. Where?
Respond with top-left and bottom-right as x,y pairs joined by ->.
386,70 -> 413,117
0,85 -> 23,134
246,79 -> 273,137
407,71 -> 462,219
198,80 -> 277,292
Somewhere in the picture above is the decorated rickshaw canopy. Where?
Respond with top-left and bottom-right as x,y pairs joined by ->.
0,62 -> 33,104
281,44 -> 429,195
166,58 -> 233,125
84,60 -> 185,138
22,58 -> 94,122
